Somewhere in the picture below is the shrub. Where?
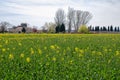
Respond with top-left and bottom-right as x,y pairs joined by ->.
78,25 -> 89,33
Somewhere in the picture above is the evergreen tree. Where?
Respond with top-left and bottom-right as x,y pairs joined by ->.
100,27 -> 103,31
60,23 -> 65,33
103,26 -> 107,31
118,27 -> 119,32
114,27 -> 117,32
95,26 -> 99,31
108,26 -> 110,31
91,27 -> 94,31
110,25 -> 113,31
22,27 -> 26,33
55,25 -> 60,33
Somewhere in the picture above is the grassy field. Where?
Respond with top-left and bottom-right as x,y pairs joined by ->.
0,34 -> 120,79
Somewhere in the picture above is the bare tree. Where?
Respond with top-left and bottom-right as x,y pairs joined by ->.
42,22 -> 48,33
76,10 -> 83,32
67,7 -> 75,33
0,21 -> 10,33
73,10 -> 92,32
54,9 -> 66,26
80,11 -> 93,25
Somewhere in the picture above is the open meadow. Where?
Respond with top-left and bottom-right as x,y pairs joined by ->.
0,34 -> 120,79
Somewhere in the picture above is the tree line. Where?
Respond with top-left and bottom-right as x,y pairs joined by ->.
89,25 -> 120,32
43,7 -> 93,33
0,7 -> 92,33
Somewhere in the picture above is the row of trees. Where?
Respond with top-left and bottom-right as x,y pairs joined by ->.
0,7 -> 92,33
89,25 -> 120,32
43,7 -> 93,33
67,7 -> 92,33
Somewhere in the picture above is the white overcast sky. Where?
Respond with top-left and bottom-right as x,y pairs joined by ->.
0,0 -> 120,28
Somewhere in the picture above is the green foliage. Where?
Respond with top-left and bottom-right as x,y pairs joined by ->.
78,25 -> 89,33
55,23 -> 65,33
47,22 -> 56,33
0,34 -> 120,79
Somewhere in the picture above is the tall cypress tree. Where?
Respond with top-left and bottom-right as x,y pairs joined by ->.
55,25 -> 60,33
108,26 -> 110,31
118,27 -> 119,32
22,27 -> 26,33
115,27 -> 117,32
110,25 -> 113,31
60,23 -> 65,33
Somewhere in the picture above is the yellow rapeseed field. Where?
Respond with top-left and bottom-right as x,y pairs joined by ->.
0,34 -> 120,79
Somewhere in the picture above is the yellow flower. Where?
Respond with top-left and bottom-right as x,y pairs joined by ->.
18,43 -> 22,46
31,48 -> 34,54
26,57 -> 31,63
116,51 -> 119,56
52,57 -> 56,62
2,48 -> 6,52
79,49 -> 84,54
31,50 -> 34,54
9,54 -> 14,59
38,49 -> 42,55
50,45 -> 55,50
69,60 -> 73,64
20,53 -> 24,58
75,47 -> 79,52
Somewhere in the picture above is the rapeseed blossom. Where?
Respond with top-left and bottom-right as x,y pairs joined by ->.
31,48 -> 34,54
50,45 -> 55,50
2,48 -> 6,52
69,60 -> 73,64
38,49 -> 42,55
75,47 -> 79,52
26,57 -> 31,63
18,43 -> 22,46
52,57 -> 56,62
9,54 -> 14,60
20,53 -> 24,58
116,51 -> 119,56
79,49 -> 84,54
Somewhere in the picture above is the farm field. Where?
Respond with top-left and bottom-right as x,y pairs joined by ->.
0,34 -> 120,79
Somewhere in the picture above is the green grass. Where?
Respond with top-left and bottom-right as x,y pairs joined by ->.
0,34 -> 120,79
